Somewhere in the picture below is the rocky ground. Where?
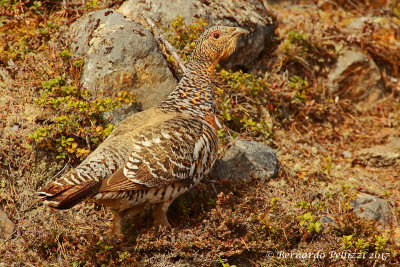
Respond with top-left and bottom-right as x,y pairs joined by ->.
0,0 -> 399,266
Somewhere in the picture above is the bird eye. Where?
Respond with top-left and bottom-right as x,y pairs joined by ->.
210,30 -> 221,39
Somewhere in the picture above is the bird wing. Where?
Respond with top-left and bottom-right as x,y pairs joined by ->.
97,115 -> 218,193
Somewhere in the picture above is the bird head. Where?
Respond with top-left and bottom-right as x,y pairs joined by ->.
190,26 -> 249,69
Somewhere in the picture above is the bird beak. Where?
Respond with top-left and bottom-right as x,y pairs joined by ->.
231,27 -> 250,38
220,27 -> 250,60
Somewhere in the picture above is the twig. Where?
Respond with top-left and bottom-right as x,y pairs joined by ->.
146,18 -> 187,73
261,0 -> 269,11
52,162 -> 69,179
318,35 -> 347,41
346,0 -> 364,14
361,176 -> 387,192
2,227 -> 17,243
85,135 -> 91,151
208,180 -> 218,195
215,116 -> 222,129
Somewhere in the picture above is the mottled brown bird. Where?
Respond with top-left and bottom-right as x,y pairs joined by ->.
38,26 -> 248,235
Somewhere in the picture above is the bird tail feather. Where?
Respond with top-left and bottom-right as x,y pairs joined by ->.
38,173 -> 100,210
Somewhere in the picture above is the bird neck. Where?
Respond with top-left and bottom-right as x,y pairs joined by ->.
158,59 -> 217,118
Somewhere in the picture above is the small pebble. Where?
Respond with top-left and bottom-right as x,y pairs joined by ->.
342,151 -> 352,159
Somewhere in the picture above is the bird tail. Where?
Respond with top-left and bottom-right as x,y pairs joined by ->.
37,171 -> 101,210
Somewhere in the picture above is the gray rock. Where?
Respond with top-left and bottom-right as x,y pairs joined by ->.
0,208 -> 15,240
347,16 -> 397,32
327,49 -> 384,106
320,215 -> 337,227
103,102 -> 139,126
355,137 -> 400,167
342,151 -> 352,159
68,9 -> 178,122
118,0 -> 274,68
350,193 -> 392,224
210,139 -> 279,182
347,17 -> 372,31
320,215 -> 337,233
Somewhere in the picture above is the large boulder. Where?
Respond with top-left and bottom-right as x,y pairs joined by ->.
118,0 -> 274,68
210,139 -> 279,182
68,9 -> 178,124
327,49 -> 384,107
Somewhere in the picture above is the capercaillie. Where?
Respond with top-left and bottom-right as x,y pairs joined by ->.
38,26 -> 249,235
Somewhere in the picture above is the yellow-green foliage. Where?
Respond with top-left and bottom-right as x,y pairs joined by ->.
356,238 -> 369,253
374,235 -> 388,253
281,30 -> 309,59
395,1 -> 400,16
216,69 -> 273,139
299,212 -> 322,233
342,234 -> 353,249
29,51 -> 135,164
0,1 -> 60,64
218,258 -> 237,267
289,75 -> 310,103
164,15 -> 208,63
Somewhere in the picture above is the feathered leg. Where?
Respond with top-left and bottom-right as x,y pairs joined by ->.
153,199 -> 173,227
111,204 -> 145,236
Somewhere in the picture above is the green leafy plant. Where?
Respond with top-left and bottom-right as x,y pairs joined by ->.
215,69 -> 273,139
356,238 -> 370,253
85,0 -> 99,9
96,239 -> 114,253
299,212 -> 322,233
218,257 -> 237,267
164,15 -> 208,63
322,155 -> 333,175
296,200 -> 310,209
342,235 -> 353,249
289,75 -> 310,103
269,197 -> 280,213
281,30 -> 309,59
393,1 -> 400,16
28,53 -> 135,164
117,251 -> 130,263
374,235 -> 388,253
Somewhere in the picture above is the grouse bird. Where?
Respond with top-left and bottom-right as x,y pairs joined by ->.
38,26 -> 249,235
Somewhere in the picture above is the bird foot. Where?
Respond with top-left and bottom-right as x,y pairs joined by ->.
153,216 -> 171,228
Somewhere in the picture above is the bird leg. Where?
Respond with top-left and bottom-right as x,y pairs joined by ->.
153,199 -> 173,227
111,210 -> 125,237
111,204 -> 145,236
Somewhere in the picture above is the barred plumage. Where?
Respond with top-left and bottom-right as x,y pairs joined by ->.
38,26 -> 248,235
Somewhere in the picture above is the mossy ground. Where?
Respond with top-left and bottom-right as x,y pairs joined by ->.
0,0 -> 399,266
